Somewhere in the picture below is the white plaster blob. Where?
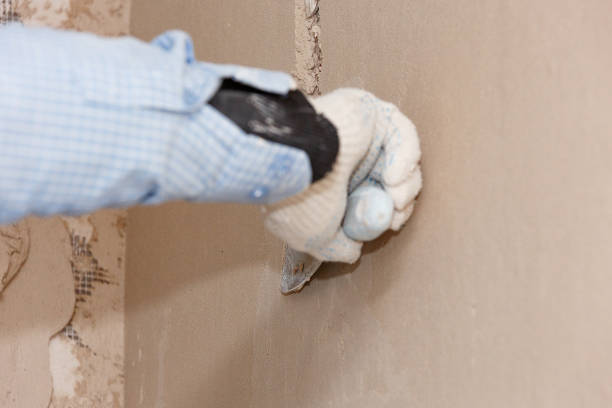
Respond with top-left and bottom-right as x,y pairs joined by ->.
48,336 -> 82,399
61,216 -> 95,242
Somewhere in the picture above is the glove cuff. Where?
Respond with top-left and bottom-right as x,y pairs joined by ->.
208,79 -> 339,182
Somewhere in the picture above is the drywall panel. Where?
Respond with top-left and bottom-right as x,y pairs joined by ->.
130,0 -> 294,69
0,221 -> 29,294
127,1 -> 612,407
315,1 -> 612,406
126,2 -> 295,407
126,203 -> 284,407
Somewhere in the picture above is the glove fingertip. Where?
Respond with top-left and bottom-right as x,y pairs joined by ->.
382,111 -> 421,186
390,202 -> 416,231
386,167 -> 423,210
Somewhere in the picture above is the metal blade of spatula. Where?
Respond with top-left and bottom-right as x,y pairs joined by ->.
280,184 -> 394,294
280,245 -> 323,294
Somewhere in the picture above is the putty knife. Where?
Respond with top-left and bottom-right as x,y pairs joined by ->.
281,184 -> 394,294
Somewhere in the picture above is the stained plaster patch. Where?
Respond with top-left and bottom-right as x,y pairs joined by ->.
49,212 -> 125,408
294,0 -> 322,95
16,0 -> 130,36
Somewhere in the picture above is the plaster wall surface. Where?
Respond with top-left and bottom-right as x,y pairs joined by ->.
127,1 -> 612,407
318,1 -> 612,406
127,2 -> 294,407
130,0 -> 294,69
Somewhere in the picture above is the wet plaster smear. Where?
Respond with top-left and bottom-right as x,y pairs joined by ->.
1,2 -> 130,407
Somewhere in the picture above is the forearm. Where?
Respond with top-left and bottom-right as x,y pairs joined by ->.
0,26 -> 311,224
0,25 -> 422,266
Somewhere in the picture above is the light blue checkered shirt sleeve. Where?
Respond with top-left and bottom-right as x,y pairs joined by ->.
0,26 -> 312,224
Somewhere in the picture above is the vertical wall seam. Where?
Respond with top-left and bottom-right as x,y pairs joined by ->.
294,0 -> 322,96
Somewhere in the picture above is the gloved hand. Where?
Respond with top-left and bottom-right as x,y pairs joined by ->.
264,89 -> 422,263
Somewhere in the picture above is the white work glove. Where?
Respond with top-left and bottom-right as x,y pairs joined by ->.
264,88 -> 422,263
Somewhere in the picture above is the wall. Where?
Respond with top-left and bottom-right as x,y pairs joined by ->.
318,1 -> 612,406
129,0 -> 294,68
127,1 -> 612,407
127,1 -> 294,407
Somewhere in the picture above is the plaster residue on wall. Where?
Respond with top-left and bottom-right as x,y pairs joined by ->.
0,221 -> 30,294
49,211 -> 126,408
294,0 -> 322,95
15,0 -> 130,35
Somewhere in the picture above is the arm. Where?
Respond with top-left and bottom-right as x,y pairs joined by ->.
0,25 -> 422,263
0,26 -> 312,223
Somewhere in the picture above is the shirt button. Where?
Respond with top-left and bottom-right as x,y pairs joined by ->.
183,89 -> 199,105
250,187 -> 269,200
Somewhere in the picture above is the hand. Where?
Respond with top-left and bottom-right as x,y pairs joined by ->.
264,89 -> 422,263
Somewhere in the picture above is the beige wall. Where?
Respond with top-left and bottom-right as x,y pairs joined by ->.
319,1 -> 612,406
127,2 -> 295,407
130,0 -> 294,68
127,1 -> 612,407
